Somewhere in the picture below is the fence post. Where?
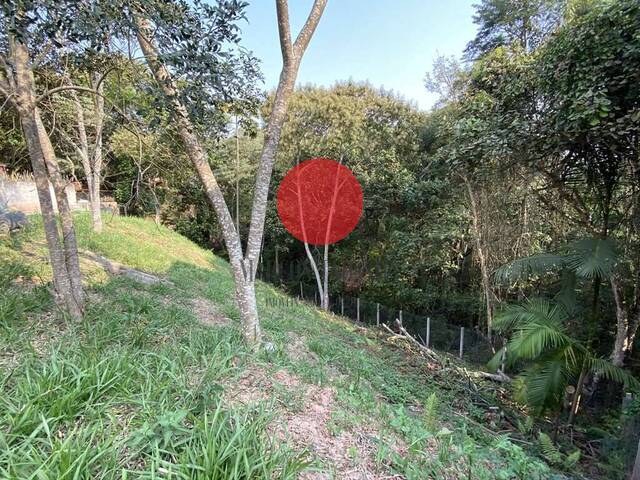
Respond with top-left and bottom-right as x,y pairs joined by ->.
341,296 -> 344,316
459,327 -> 465,359
300,282 -> 303,300
357,297 -> 360,322
314,290 -> 317,305
399,309 -> 403,327
376,303 -> 380,326
426,317 -> 430,348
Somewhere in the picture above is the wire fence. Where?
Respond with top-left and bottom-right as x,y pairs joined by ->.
259,259 -> 494,365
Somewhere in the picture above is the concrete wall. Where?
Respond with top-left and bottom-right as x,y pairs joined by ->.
0,177 -> 77,214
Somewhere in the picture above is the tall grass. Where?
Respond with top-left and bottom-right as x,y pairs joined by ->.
0,234 -> 308,479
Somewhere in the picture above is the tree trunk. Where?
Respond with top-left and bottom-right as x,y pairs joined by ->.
628,311 -> 640,359
568,357 -> 589,425
69,73 -> 104,233
304,242 -> 325,308
322,243 -> 329,310
464,176 -> 493,340
235,274 -> 261,342
11,39 -> 83,318
88,172 -> 102,231
89,72 -> 104,233
20,115 -> 82,317
35,111 -> 84,309
611,274 -> 629,367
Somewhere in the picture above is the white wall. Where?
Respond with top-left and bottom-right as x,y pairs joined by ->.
0,177 -> 77,213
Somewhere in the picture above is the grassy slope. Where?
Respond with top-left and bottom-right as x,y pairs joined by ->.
0,214 -> 575,479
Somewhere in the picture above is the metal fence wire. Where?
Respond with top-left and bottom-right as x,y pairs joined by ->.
260,263 -> 493,365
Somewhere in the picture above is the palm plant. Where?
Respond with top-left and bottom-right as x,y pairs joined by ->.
491,237 -> 638,422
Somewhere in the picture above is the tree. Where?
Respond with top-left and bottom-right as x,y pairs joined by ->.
465,0 -> 564,59
424,54 -> 465,107
134,0 -> 327,346
52,63 -> 109,233
0,3 -> 89,318
68,71 -> 106,233
432,53 -> 543,340
533,0 -> 640,367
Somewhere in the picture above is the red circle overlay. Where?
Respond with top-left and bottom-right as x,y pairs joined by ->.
277,158 -> 363,246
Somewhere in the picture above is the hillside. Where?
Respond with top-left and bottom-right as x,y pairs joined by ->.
1,214 -> 570,479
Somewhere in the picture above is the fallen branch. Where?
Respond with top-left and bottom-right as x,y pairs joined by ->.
382,321 -> 441,364
80,250 -> 173,286
473,370 -> 511,383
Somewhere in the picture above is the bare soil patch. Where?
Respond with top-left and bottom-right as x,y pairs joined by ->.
191,297 -> 230,327
222,364 -> 398,479
286,334 -> 318,363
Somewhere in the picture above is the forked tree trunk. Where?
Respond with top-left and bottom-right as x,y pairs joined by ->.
134,0 -> 327,345
11,39 -> 84,317
244,0 -> 328,280
35,112 -> 84,309
135,18 -> 260,343
304,156 -> 343,310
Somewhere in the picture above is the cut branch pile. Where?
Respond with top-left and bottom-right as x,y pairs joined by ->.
381,319 -> 510,383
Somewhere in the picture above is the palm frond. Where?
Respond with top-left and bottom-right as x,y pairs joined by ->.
494,305 -> 529,333
554,270 -> 579,316
496,300 -> 579,374
589,357 -> 640,389
494,298 -> 568,333
494,253 -> 566,285
509,321 -> 574,363
566,237 -> 618,280
520,352 -> 570,411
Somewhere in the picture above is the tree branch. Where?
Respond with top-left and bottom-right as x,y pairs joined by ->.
36,85 -> 101,104
292,0 -> 328,59
275,0 -> 293,64
0,54 -> 16,91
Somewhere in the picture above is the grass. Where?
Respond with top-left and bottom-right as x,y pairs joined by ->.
0,213 -> 600,479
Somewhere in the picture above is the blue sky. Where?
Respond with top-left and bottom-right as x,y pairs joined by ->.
240,1 -> 478,110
